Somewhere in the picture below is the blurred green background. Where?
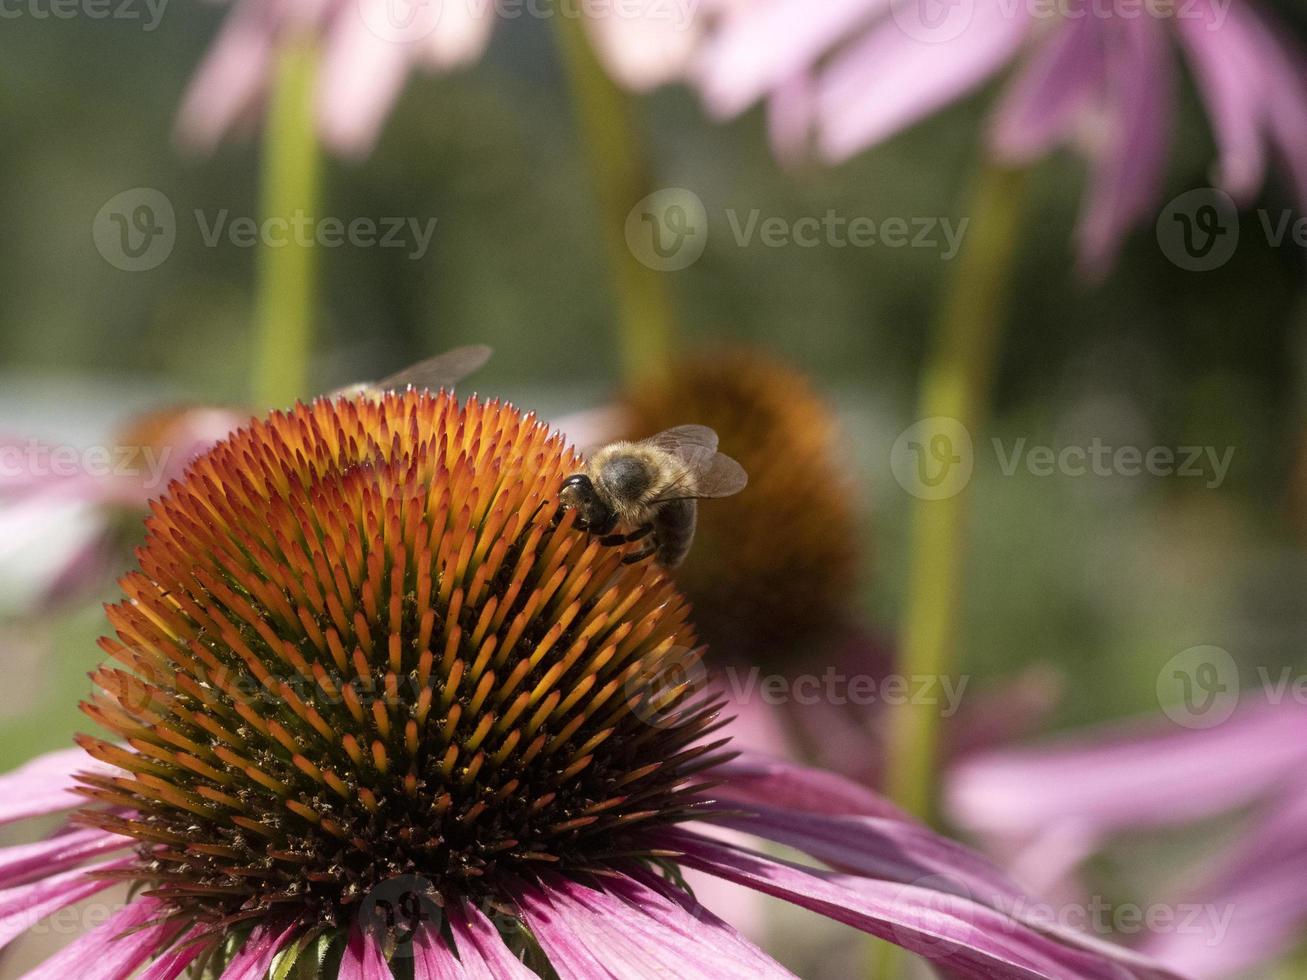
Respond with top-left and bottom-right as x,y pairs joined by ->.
1,4 -> 1306,784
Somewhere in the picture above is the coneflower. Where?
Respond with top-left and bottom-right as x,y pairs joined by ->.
0,391 -> 1177,978
621,347 -> 860,668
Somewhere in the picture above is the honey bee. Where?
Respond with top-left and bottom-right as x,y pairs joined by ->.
557,424 -> 748,568
329,344 -> 493,400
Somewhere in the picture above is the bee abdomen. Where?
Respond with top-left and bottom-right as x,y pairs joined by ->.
653,499 -> 697,568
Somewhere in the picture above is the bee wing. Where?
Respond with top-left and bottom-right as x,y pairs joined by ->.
373,344 -> 493,393
646,424 -> 719,456
643,425 -> 747,501
686,452 -> 748,498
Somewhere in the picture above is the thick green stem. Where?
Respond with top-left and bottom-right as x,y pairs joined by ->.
251,37 -> 321,409
552,10 -> 678,383
871,162 -> 1026,980
886,164 -> 1028,821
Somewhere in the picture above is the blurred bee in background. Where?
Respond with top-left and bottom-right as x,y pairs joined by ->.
557,425 -> 748,568
329,344 -> 492,400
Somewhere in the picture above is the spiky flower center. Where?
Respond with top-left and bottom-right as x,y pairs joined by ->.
77,392 -> 719,935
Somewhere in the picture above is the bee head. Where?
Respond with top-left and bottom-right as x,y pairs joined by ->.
558,474 -> 618,535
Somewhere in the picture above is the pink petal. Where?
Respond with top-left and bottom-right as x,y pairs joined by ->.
583,1 -> 703,91
341,924 -> 395,980
422,0 -> 495,70
1074,17 -> 1174,278
175,0 -> 277,151
0,828 -> 129,890
816,0 -> 1031,162
412,922 -> 470,980
695,0 -> 887,118
446,898 -> 536,979
673,832 -> 1180,980
1173,0 -> 1269,200
0,747 -> 113,826
514,872 -> 793,979
945,700 -> 1307,842
137,930 -> 207,980
989,18 -> 1105,163
1142,789 -> 1307,979
766,72 -> 816,168
317,10 -> 414,157
1236,1 -> 1307,209
220,920 -> 301,980
20,897 -> 176,980
0,859 -> 131,954
710,749 -> 905,819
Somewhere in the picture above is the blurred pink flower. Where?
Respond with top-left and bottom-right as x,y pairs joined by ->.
179,0 -> 702,157
0,406 -> 243,612
694,0 -> 1307,274
945,698 -> 1307,978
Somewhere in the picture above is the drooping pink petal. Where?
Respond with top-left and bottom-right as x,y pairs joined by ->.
766,72 -> 816,169
514,872 -> 794,979
341,924 -> 395,979
1074,16 -> 1174,278
708,749 -> 905,819
136,930 -> 208,980
175,0 -> 278,151
1233,0 -> 1307,209
20,897 -> 176,980
672,831 -> 1181,980
945,700 -> 1307,843
1172,0 -> 1269,201
0,828 -> 129,890
411,922 -> 469,980
0,858 -> 131,953
446,897 -> 536,979
317,9 -> 415,157
584,0 -> 703,92
709,801 -> 1028,913
695,0 -> 887,118
815,0 -> 1031,162
1141,788 -> 1307,979
220,919 -> 301,980
422,0 -> 496,69
989,18 -> 1106,164
0,747 -> 113,826
611,870 -> 794,976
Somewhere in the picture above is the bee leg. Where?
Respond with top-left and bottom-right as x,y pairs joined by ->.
621,544 -> 658,565
624,524 -> 655,543
598,524 -> 653,547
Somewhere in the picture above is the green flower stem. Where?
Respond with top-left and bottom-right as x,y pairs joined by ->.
886,163 -> 1028,822
251,36 -> 322,409
552,10 -> 678,383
